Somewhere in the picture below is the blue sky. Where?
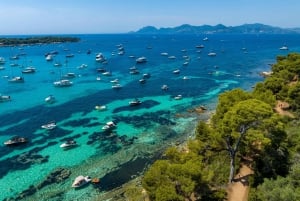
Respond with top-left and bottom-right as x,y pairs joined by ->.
1,0 -> 300,35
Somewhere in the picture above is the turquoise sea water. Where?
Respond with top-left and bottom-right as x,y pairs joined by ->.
0,34 -> 299,200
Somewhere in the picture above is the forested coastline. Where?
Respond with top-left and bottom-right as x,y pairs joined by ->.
0,36 -> 79,46
125,53 -> 300,201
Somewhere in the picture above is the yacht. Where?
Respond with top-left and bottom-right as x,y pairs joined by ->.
129,98 -> 142,106
72,176 -> 92,188
8,76 -> 24,83
136,56 -> 147,63
60,140 -> 77,149
45,95 -> 56,104
95,105 -> 107,111
53,79 -> 73,87
22,67 -> 36,74
0,95 -> 11,102
161,84 -> 169,91
111,83 -> 122,89
208,52 -> 217,56
173,69 -> 180,74
4,136 -> 28,146
102,121 -> 116,130
174,95 -> 182,100
41,121 -> 57,130
45,54 -> 53,61
160,52 -> 168,56
279,46 -> 288,50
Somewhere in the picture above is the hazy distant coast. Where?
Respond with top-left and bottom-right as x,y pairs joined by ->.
133,23 -> 300,34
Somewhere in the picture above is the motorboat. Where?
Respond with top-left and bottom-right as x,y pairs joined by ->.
183,76 -> 190,80
142,73 -> 151,79
279,46 -> 288,50
45,54 -> 53,61
22,67 -> 36,74
102,71 -> 112,76
203,37 -> 209,41
129,98 -> 142,106
102,121 -> 116,130
160,52 -> 168,56
0,95 -> 11,102
173,69 -> 180,74
8,76 -> 24,83
45,95 -> 56,104
0,57 -> 5,64
208,52 -> 217,56
53,79 -> 73,87
95,105 -> 107,111
130,69 -> 140,74
174,95 -> 182,100
182,61 -> 189,66
95,53 -> 106,63
60,140 -> 77,149
41,121 -> 57,130
195,45 -> 205,48
72,175 -> 92,188
65,54 -> 74,58
110,79 -> 119,83
168,56 -> 176,59
161,84 -> 169,91
77,64 -> 88,69
136,56 -> 147,63
63,73 -> 76,79
4,136 -> 28,146
111,84 -> 122,89
139,78 -> 146,84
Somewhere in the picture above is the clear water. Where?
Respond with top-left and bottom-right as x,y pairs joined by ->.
0,34 -> 299,200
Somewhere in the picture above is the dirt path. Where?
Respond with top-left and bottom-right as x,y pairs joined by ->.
227,165 -> 253,201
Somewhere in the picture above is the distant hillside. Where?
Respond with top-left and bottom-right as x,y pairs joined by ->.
133,23 -> 300,34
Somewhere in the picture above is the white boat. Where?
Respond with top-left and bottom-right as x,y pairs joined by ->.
95,105 -> 107,111
53,79 -> 73,87
279,46 -> 288,50
161,84 -> 169,91
136,56 -> 147,63
182,61 -> 189,66
45,54 -> 53,61
112,84 -> 122,89
208,52 -> 217,56
45,95 -> 56,104
60,140 -> 77,149
8,76 -> 24,83
110,79 -> 119,83
95,53 -> 106,62
102,71 -> 112,76
129,98 -> 142,106
174,95 -> 182,100
41,122 -> 57,130
173,69 -> 180,74
102,121 -> 116,130
0,95 -> 11,102
72,175 -> 92,188
0,57 -> 5,64
183,76 -> 190,80
203,37 -> 209,41
22,67 -> 36,74
4,136 -> 28,146
160,52 -> 168,56
168,56 -> 176,59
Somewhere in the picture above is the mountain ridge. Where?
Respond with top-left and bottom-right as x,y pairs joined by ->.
133,23 -> 300,34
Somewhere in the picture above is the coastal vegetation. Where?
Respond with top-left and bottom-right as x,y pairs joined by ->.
0,36 -> 79,46
137,52 -> 300,201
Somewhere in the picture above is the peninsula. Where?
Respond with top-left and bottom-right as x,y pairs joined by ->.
0,36 -> 80,46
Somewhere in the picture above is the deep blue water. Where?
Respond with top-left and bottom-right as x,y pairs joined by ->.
0,34 -> 299,200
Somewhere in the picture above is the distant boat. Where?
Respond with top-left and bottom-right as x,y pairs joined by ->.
168,56 -> 176,59
129,98 -> 142,106
160,52 -> 168,56
95,105 -> 107,111
208,52 -> 217,56
4,136 -> 28,146
279,46 -> 288,50
161,84 -> 169,91
183,76 -> 190,80
173,69 -> 180,74
102,121 -> 116,130
174,95 -> 182,100
0,57 -> 6,64
8,76 -> 24,83
41,121 -> 57,130
195,45 -> 205,48
45,54 -> 53,61
0,95 -> 11,102
22,67 -> 36,74
111,83 -> 122,89
45,95 -> 56,104
203,37 -> 209,41
72,175 -> 92,188
53,79 -> 73,87
136,56 -> 147,63
60,140 -> 77,149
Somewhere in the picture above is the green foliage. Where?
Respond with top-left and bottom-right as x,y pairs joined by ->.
0,36 -> 79,46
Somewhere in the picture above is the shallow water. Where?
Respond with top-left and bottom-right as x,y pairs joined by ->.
0,34 -> 299,200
